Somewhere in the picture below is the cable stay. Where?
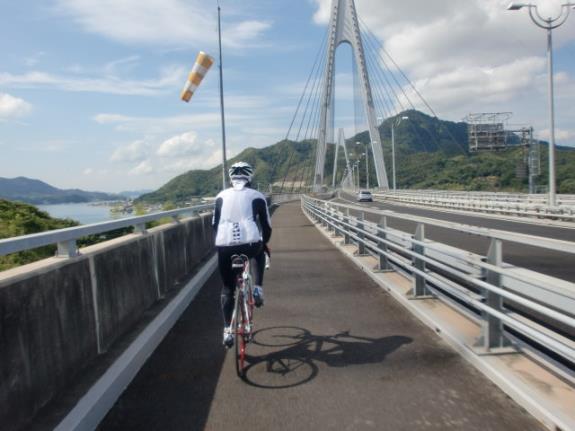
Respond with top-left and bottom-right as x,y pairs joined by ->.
358,17 -> 468,157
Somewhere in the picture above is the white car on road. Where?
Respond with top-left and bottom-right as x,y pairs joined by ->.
357,190 -> 373,202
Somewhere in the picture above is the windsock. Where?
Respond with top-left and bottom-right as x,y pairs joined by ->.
180,51 -> 214,102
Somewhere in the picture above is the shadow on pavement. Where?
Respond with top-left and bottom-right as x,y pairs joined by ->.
241,326 -> 412,389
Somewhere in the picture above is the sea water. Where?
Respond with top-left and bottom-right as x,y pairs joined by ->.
37,202 -> 115,225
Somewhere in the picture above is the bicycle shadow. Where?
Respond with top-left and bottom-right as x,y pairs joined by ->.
241,326 -> 412,389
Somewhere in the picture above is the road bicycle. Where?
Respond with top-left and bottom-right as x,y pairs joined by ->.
230,254 -> 255,377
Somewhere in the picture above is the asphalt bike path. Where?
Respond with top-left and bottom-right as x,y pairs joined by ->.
99,202 -> 542,431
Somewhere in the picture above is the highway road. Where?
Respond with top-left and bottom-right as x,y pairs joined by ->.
98,202 -> 542,431
338,192 -> 575,283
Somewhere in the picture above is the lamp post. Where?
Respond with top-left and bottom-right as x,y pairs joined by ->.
366,147 -> 369,189
391,116 -> 409,191
353,161 -> 360,190
217,5 -> 228,190
356,141 -> 370,189
507,2 -> 575,206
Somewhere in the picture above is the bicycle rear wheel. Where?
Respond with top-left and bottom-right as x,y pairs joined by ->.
234,291 -> 247,377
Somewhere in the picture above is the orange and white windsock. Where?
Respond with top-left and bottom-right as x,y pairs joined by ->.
180,51 -> 214,103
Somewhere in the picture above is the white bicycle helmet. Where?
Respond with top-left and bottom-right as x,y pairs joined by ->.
228,161 -> 254,183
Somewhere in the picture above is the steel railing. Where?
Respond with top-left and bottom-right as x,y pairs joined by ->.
302,195 -> 575,377
370,190 -> 575,221
0,193 -> 301,260
0,203 -> 215,259
384,189 -> 575,204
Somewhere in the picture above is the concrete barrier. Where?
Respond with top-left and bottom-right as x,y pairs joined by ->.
0,213 -> 214,431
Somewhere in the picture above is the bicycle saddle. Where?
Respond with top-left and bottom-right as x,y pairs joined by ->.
231,254 -> 247,270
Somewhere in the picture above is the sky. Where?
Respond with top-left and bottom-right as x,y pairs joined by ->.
1,0 -> 574,193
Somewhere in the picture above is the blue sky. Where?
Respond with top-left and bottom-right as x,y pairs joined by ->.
1,0 -> 574,192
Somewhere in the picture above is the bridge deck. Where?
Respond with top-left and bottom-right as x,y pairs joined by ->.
99,202 -> 542,431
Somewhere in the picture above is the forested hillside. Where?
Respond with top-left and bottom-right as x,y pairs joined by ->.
0,177 -> 122,204
137,110 -> 575,204
0,199 -> 78,270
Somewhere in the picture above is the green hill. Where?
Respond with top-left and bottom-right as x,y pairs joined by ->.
0,199 -> 137,271
137,110 -> 575,204
0,199 -> 79,270
0,177 -> 123,204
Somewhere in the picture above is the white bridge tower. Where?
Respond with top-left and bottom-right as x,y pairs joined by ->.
314,0 -> 389,190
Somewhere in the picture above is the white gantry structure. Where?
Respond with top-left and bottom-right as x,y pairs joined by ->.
314,0 -> 389,191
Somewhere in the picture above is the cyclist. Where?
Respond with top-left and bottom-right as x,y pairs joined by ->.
212,161 -> 272,348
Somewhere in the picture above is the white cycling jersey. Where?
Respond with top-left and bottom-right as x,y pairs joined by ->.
213,182 -> 271,247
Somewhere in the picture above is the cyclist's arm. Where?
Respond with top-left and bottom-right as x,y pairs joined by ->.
252,197 -> 272,244
212,197 -> 223,236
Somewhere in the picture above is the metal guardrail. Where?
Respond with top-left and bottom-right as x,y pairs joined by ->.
0,193 -> 300,260
302,195 -> 575,375
0,203 -> 215,258
371,190 -> 575,221
379,189 -> 575,204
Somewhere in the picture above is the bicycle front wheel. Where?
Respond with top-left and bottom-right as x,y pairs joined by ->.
234,291 -> 247,377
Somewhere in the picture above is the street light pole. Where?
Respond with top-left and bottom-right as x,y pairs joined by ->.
547,25 -> 556,205
391,125 -> 396,191
217,5 -> 228,190
356,141 -> 370,189
391,116 -> 409,191
507,2 -> 575,206
366,147 -> 369,189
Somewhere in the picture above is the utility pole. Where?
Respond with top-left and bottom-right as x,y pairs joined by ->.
366,144 -> 370,189
218,5 -> 228,190
391,116 -> 409,191
508,2 -> 575,205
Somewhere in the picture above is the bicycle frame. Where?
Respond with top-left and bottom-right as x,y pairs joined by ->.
230,254 -> 255,377
229,255 -> 254,336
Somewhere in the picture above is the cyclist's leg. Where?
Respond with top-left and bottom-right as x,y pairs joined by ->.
247,242 -> 265,306
217,247 -> 237,327
252,243 -> 265,287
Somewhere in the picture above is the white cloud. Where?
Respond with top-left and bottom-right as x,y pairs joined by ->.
41,140 -> 70,153
0,65 -> 185,96
104,55 -> 141,76
159,141 -> 223,173
24,51 -> 46,67
129,159 -> 154,175
83,168 -> 94,175
157,131 -> 199,157
0,93 -> 33,119
397,57 -> 547,114
111,140 -> 150,162
54,0 -> 271,49
94,112 -> 242,134
311,0 -> 575,143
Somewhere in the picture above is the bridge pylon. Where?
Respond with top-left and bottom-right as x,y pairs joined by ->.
314,0 -> 389,191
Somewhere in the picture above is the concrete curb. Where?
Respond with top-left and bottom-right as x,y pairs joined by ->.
304,208 -> 574,431
54,255 -> 218,431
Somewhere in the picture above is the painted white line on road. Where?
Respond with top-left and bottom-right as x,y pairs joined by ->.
55,254 -> 218,431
